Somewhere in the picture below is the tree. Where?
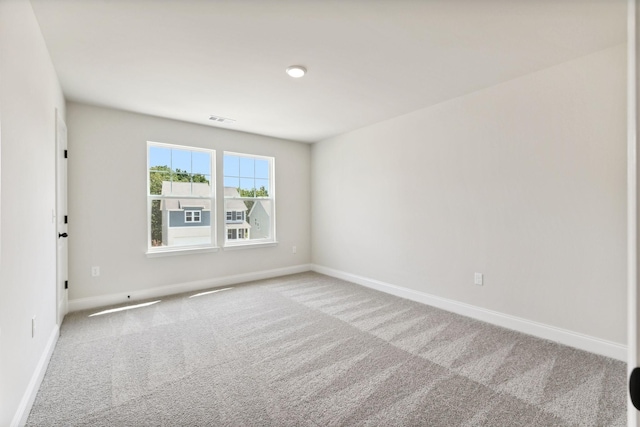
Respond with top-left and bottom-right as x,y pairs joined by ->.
238,186 -> 268,212
238,186 -> 268,198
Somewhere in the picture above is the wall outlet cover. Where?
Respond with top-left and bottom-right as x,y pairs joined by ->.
474,273 -> 483,286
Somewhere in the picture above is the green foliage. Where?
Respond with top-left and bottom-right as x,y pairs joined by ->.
149,166 -> 210,246
151,200 -> 162,246
238,186 -> 268,198
238,186 -> 268,212
149,166 -> 209,195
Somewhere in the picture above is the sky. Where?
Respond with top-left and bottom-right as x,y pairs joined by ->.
149,145 -> 269,191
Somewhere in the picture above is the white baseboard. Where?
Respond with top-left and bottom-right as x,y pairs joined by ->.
66,262 -> 626,361
311,264 -> 627,362
12,325 -> 60,427
68,264 -> 313,312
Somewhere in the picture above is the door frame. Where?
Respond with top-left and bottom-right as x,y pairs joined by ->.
55,108 -> 68,325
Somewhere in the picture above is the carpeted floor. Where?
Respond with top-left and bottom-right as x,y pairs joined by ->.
27,272 -> 626,426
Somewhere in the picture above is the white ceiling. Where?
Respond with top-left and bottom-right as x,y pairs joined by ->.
30,0 -> 626,143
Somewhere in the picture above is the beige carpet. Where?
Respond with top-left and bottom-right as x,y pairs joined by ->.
27,272 -> 626,426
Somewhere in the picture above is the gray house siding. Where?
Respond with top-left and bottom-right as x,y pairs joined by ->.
169,209 -> 211,227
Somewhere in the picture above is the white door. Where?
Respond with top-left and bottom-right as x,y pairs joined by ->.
55,109 -> 68,325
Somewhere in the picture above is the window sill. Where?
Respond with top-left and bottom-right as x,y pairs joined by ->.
223,241 -> 278,251
146,246 -> 220,258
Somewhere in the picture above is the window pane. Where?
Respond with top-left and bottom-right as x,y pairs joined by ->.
247,200 -> 271,240
192,151 -> 211,175
224,176 -> 239,188
150,200 -> 163,246
169,181 -> 211,197
149,146 -> 171,169
149,172 -> 170,195
224,199 -> 271,242
148,143 -> 216,252
255,159 -> 269,179
255,179 -> 269,196
173,167 -> 191,183
224,155 -> 240,177
222,152 -> 274,246
239,157 -> 254,178
193,174 -> 211,185
239,178 -> 254,193
224,200 -> 248,242
151,201 -> 211,248
172,149 -> 191,174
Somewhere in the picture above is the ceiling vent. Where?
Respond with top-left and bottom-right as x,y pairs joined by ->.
209,115 -> 236,124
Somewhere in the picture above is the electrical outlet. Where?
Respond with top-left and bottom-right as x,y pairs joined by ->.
91,266 -> 100,277
32,316 -> 36,338
474,273 -> 483,286
292,246 -> 297,254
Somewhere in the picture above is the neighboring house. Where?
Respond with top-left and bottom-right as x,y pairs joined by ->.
247,200 -> 271,240
160,184 -> 257,244
224,187 -> 251,241
161,181 -> 212,246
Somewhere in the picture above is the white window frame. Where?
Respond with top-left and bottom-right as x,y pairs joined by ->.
185,210 -> 201,223
146,141 -> 217,256
223,151 -> 276,248
227,211 -> 244,222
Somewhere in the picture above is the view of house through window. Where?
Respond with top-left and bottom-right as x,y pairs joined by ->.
147,144 -> 275,252
223,152 -> 275,244
148,143 -> 215,251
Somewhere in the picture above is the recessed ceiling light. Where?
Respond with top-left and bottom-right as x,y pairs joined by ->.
286,65 -> 307,78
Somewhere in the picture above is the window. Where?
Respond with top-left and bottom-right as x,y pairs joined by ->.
226,211 -> 244,222
147,142 -> 215,252
185,210 -> 201,223
227,228 -> 248,240
223,152 -> 275,245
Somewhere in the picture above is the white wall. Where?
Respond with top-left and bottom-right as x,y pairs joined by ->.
66,103 -> 311,304
0,0 -> 66,425
312,45 -> 627,346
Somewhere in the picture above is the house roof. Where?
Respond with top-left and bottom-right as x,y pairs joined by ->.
224,187 -> 240,198
248,200 -> 270,218
224,187 -> 248,212
160,181 -> 212,210
160,184 -> 258,213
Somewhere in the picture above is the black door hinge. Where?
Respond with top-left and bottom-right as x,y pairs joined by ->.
64,150 -> 68,159
64,280 -> 68,290
64,215 -> 68,224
